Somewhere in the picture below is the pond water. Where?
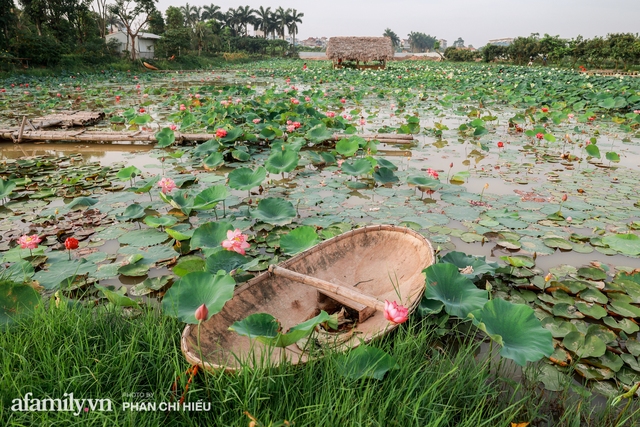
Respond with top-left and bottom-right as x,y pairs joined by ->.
2,62 -> 640,401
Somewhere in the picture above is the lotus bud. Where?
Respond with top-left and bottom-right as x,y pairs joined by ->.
195,304 -> 208,322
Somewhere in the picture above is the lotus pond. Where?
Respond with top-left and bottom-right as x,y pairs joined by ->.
2,61 -> 640,406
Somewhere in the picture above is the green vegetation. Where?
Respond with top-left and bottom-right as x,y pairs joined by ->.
447,33 -> 640,67
2,303 -> 638,426
1,59 -> 640,424
0,2 -> 303,73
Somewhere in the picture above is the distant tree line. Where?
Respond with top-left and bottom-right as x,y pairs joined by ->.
0,0 -> 303,67
445,33 -> 640,68
382,28 -> 439,53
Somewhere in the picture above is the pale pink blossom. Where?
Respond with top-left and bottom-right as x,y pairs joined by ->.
384,300 -> 409,324
340,98 -> 346,104
235,98 -> 242,104
158,177 -> 176,194
220,100 -> 231,107
284,88 -> 290,93
634,110 -> 640,114
195,94 -> 201,99
252,118 -> 261,124
326,112 -> 336,118
568,113 -> 574,119
221,229 -> 250,255
291,98 -> 300,105
287,120 -> 292,125
169,124 -> 177,131
427,168 -> 439,179
286,125 -> 296,132
359,118 -> 366,126
179,104 -> 186,111
17,234 -> 41,250
305,96 -> 310,102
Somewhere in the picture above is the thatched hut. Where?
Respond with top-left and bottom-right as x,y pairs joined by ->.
326,37 -> 394,69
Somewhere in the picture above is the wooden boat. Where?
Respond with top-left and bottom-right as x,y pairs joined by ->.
142,62 -> 158,70
181,225 -> 434,371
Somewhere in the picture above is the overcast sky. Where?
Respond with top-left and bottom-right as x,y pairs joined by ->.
154,0 -> 640,47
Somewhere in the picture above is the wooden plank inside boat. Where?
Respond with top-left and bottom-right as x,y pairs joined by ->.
181,225 -> 434,371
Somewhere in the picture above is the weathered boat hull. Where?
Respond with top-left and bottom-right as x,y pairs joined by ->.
181,225 -> 434,370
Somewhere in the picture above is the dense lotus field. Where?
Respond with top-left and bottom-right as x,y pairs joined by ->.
1,60 -> 640,397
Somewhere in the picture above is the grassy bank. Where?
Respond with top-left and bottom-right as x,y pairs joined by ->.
1,303 -> 637,426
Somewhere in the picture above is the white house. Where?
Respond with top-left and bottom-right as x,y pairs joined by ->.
106,31 -> 161,59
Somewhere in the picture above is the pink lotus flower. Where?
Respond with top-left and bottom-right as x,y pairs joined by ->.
497,141 -> 504,148
216,128 -> 227,138
293,122 -> 301,129
536,133 -> 544,139
384,300 -> 409,324
235,98 -> 242,104
252,118 -> 261,124
115,95 -> 121,102
139,108 -> 145,113
568,113 -> 574,119
291,98 -> 300,105
222,229 -> 250,255
17,234 -> 41,250
179,104 -> 186,111
426,168 -> 439,179
340,98 -> 346,104
541,107 -> 549,113
305,96 -> 310,102
359,118 -> 366,126
588,116 -> 596,122
169,124 -> 177,131
136,84 -> 140,90
285,78 -> 291,83
634,110 -> 640,114
56,93 -> 61,97
220,100 -> 230,107
287,120 -> 292,125
286,125 -> 296,132
326,112 -> 335,118
343,114 -> 352,121
195,94 -> 201,99
158,177 -> 176,194
195,304 -> 208,322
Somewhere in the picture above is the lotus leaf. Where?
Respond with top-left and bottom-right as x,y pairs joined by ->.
162,271 -> 235,324
422,263 -> 488,318
251,198 -> 296,226
470,298 -> 553,366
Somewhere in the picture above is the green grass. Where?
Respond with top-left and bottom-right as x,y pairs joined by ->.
0,303 -> 637,426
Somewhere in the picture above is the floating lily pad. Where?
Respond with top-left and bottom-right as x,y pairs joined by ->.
118,229 -> 168,247
190,221 -> 234,249
280,226 -> 319,255
251,197 -> 296,226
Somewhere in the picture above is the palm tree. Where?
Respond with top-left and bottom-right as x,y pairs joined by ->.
235,5 -> 255,37
180,3 -> 197,27
383,28 -> 400,50
287,9 -> 303,47
274,7 -> 291,41
202,4 -> 221,21
222,8 -> 240,36
253,6 -> 271,38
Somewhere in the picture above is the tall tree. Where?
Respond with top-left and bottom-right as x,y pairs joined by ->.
453,37 -> 464,48
235,5 -> 254,37
253,6 -> 271,38
202,3 -> 220,21
287,9 -> 303,46
274,6 -> 290,41
383,28 -> 400,50
108,0 -> 157,60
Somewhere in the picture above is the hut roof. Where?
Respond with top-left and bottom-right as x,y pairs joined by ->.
326,37 -> 394,62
